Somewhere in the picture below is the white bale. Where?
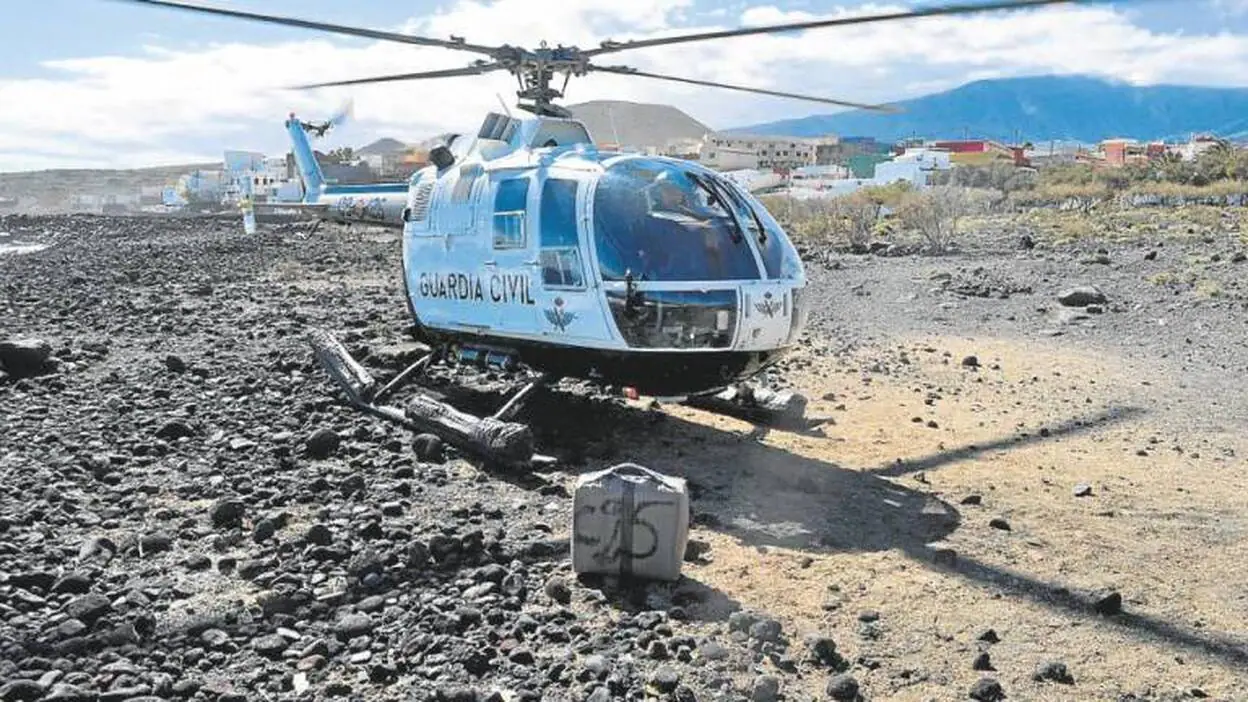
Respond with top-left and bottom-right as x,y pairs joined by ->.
571,463 -> 690,581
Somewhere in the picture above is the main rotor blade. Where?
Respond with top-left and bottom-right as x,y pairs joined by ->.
289,63 -> 504,89
589,65 -> 900,112
586,0 -> 1087,57
109,0 -> 500,55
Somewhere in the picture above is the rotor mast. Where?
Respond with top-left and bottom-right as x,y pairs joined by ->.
499,41 -> 588,118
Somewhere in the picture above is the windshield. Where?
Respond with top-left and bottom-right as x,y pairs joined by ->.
592,158 -> 761,282
722,178 -> 804,281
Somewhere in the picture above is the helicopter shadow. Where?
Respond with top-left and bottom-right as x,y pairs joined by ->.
505,394 -> 1248,670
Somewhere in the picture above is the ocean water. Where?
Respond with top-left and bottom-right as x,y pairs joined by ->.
0,241 -> 48,255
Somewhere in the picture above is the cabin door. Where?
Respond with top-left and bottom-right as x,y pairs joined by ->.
531,176 -> 610,343
486,174 -> 539,334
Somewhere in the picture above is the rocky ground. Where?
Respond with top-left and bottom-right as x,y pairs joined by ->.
2,210 -> 1247,702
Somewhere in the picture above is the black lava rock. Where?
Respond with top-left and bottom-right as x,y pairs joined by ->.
0,338 -> 52,378
969,677 -> 1005,701
305,428 -> 341,458
412,433 -> 445,462
826,674 -> 860,701
1033,660 -> 1074,684
1093,590 -> 1123,615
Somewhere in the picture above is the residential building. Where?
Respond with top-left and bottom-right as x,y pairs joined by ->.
816,136 -> 889,167
700,144 -> 759,170
138,185 -> 164,206
791,164 -> 851,181
1176,133 -> 1223,161
785,147 -> 952,199
661,138 -> 703,161
360,151 -> 425,179
701,132 -> 838,170
931,140 -> 1016,166
720,169 -> 784,193
1099,138 -> 1167,166
175,170 -> 225,205
847,153 -> 892,178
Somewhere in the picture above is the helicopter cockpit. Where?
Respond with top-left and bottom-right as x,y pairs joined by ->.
592,157 -> 806,351
593,158 -> 792,282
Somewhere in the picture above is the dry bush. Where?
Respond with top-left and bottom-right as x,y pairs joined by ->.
896,185 -> 975,252
823,191 -> 881,251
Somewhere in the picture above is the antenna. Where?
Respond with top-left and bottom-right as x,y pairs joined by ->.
495,93 -> 513,118
607,106 -> 621,148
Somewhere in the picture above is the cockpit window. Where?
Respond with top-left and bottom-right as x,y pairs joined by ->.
592,158 -> 760,282
715,176 -> 803,281
738,186 -> 803,280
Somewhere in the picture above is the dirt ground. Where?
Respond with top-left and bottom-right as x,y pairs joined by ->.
633,332 -> 1248,701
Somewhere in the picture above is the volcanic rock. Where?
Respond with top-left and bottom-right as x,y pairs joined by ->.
826,674 -> 860,701
0,338 -> 52,378
1057,285 -> 1107,307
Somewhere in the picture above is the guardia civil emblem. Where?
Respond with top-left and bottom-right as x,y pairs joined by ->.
754,291 -> 781,318
544,296 -> 577,331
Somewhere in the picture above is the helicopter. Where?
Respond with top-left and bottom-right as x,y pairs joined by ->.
262,99 -> 413,229
112,0 -> 1097,465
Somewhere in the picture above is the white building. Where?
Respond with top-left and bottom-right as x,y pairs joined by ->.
784,147 -> 951,199
701,132 -> 838,170
720,169 -> 784,193
176,170 -> 225,205
221,151 -> 297,203
701,145 -> 759,170
1175,134 -> 1222,162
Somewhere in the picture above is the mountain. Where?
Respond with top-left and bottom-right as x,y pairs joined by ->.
730,75 -> 1248,144
357,137 -> 408,155
567,100 -> 712,148
0,162 -> 220,213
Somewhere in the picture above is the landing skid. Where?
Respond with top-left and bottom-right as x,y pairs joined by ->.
683,382 -> 819,429
308,329 -> 554,468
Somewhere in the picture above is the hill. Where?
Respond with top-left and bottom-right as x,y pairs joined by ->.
0,162 -> 220,214
730,75 -> 1248,143
567,100 -> 712,148
356,137 -> 408,155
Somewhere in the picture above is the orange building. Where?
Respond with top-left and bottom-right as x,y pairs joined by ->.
1100,138 -> 1166,166
931,140 -> 1017,166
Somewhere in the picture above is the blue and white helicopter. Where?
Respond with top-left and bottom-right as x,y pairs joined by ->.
262,101 -> 411,228
118,0 -> 1078,464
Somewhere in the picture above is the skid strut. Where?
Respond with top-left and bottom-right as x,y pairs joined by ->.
683,382 -> 811,427
307,329 -> 551,467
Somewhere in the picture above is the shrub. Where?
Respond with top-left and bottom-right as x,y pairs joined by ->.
823,191 -> 881,251
896,186 -> 974,252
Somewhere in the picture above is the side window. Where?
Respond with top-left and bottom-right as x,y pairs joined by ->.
539,178 -> 585,288
493,177 -> 528,249
452,165 -> 482,203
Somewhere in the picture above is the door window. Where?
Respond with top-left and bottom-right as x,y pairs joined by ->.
493,177 -> 528,249
539,178 -> 585,288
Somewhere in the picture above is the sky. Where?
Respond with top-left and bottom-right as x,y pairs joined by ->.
4,0 -> 1248,172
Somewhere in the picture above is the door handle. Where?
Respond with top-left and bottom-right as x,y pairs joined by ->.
523,259 -> 539,266
484,260 -> 497,267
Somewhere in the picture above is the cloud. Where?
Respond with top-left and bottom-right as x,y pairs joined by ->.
1211,0 -> 1248,16
3,0 -> 1248,171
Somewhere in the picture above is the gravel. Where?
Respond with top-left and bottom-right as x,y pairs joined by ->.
5,211 -> 1248,701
